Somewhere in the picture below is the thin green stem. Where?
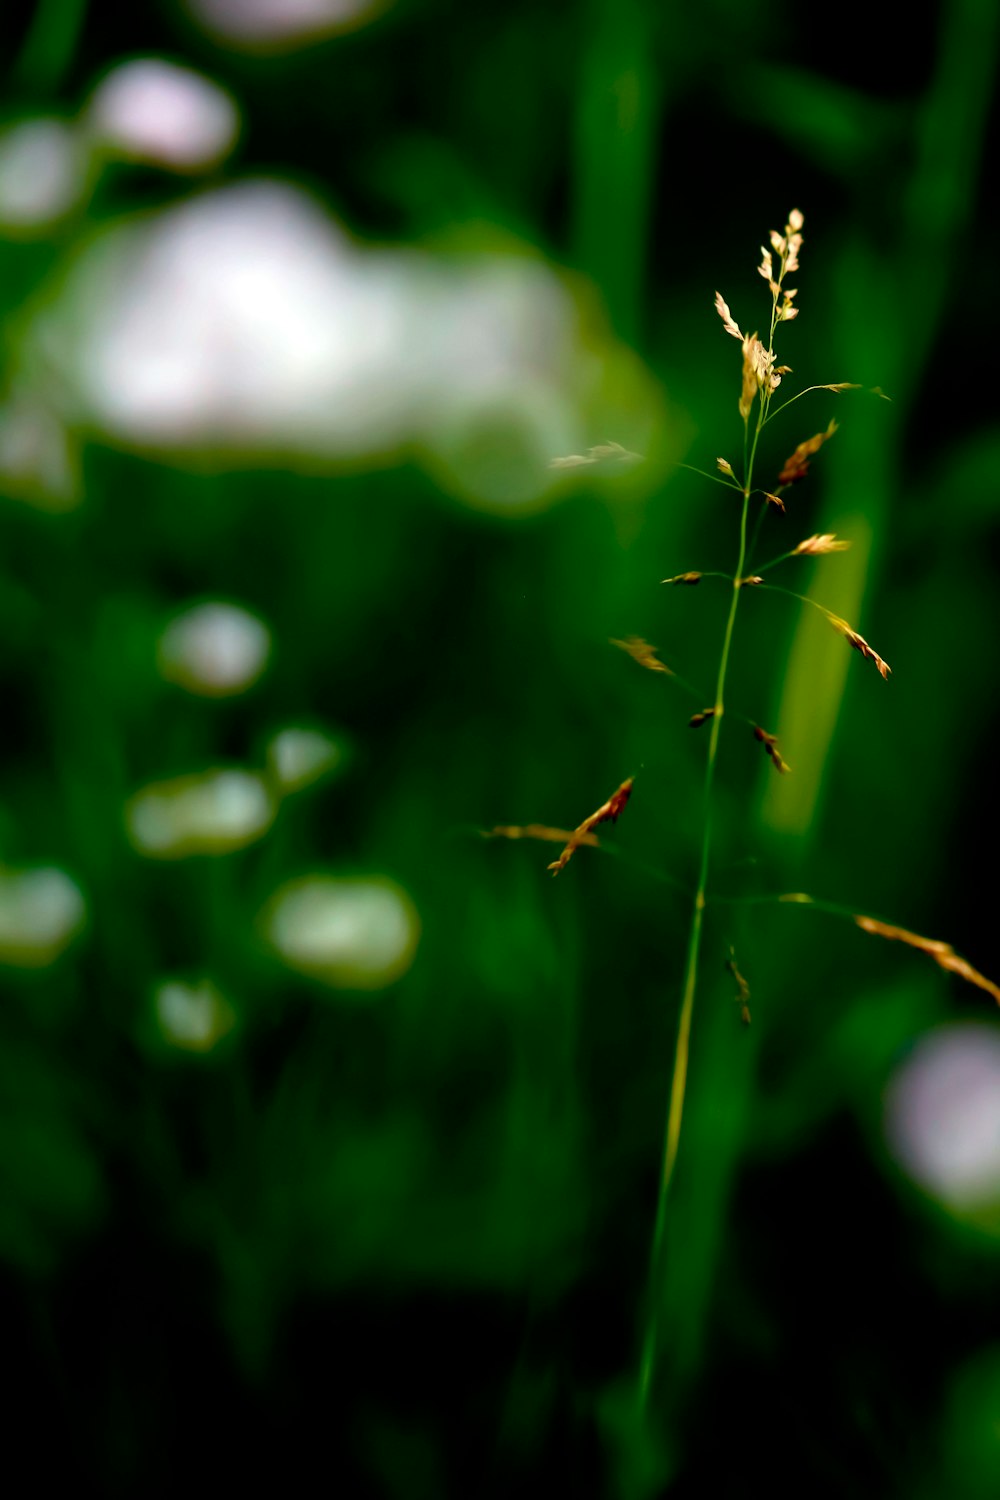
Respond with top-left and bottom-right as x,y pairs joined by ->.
763,383 -> 865,426
638,484 -> 752,1409
749,547 -> 799,577
745,497 -> 772,571
752,581 -> 840,625
673,462 -> 744,492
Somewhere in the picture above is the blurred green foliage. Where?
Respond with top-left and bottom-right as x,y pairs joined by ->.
2,0 -> 1000,1495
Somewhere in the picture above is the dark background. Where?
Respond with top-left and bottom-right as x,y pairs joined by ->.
2,1 -> 999,1495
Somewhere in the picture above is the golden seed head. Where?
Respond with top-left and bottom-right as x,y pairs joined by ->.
826,614 -> 891,679
549,440 -> 641,469
610,636 -> 674,672
714,291 -> 743,341
793,534 -> 851,556
778,418 -> 838,485
717,457 -> 735,477
855,915 -> 1000,1007
753,724 -> 790,773
845,630 -> 892,678
740,334 -> 771,417
547,778 -> 635,875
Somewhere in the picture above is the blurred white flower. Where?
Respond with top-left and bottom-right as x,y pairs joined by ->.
0,866 -> 86,967
261,874 -> 418,989
158,601 -> 270,696
36,180 -> 657,510
267,727 -> 342,792
187,0 -> 383,50
0,117 -> 84,230
87,58 -> 239,171
154,977 -> 234,1051
127,769 -> 275,857
884,1024 -> 1000,1213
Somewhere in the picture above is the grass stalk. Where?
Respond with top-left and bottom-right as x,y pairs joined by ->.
638,483 -> 751,1408
637,236 -> 788,1409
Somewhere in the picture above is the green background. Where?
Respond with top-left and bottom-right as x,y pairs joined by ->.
2,0 -> 999,1494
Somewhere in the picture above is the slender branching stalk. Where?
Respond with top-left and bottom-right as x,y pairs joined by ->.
485,203 -> 1000,1455
637,212 -> 798,1407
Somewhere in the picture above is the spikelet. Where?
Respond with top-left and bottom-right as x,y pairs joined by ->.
549,441 -> 641,469
793,534 -> 851,556
778,418 -> 838,485
825,613 -> 891,679
855,917 -> 1000,1007
661,572 -> 702,586
689,709 -> 716,728
610,637 -> 674,673
547,778 -> 634,875
784,209 -> 803,273
717,457 -> 735,477
740,337 -> 761,418
753,725 -> 790,774
763,491 -> 786,513
714,291 -> 743,341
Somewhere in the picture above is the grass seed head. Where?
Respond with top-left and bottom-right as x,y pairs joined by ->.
793,534 -> 851,556
753,724 -> 790,773
547,778 -> 635,875
714,290 -> 743,341
826,613 -> 892,679
778,418 -> 838,485
847,631 -> 892,679
549,440 -> 642,470
855,917 -> 1000,1007
611,636 -> 675,672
